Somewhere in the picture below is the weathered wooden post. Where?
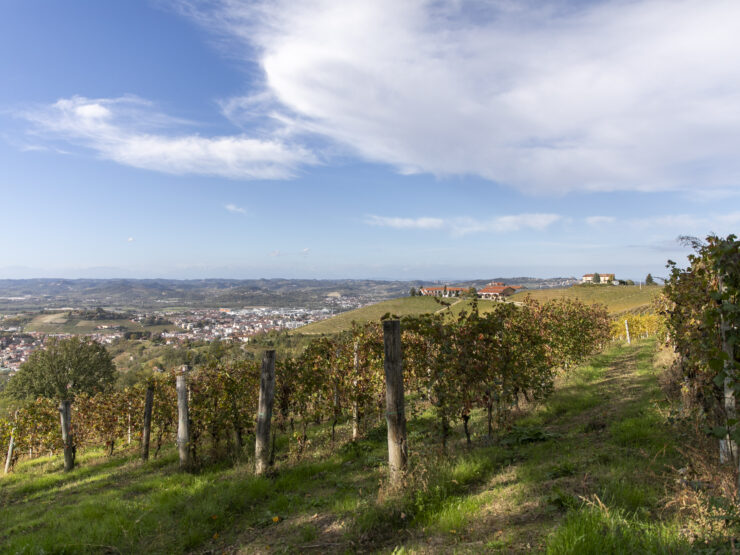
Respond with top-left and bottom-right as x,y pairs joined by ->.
255,350 -> 276,475
352,340 -> 360,441
4,410 -> 18,474
127,402 -> 132,445
718,276 -> 738,471
176,365 -> 190,469
141,384 -> 154,461
624,319 -> 631,345
59,400 -> 74,472
383,320 -> 407,487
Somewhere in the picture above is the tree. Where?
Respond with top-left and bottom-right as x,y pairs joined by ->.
645,273 -> 655,285
6,337 -> 116,471
409,287 -> 417,297
592,272 -> 601,284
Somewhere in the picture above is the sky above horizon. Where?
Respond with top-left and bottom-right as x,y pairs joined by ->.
2,0 -> 738,282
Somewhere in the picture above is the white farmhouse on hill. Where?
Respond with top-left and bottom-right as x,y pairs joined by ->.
582,273 -> 615,284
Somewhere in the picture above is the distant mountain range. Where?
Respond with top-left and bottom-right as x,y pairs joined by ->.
0,277 -> 578,310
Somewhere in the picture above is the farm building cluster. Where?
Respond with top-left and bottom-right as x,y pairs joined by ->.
419,282 -> 523,300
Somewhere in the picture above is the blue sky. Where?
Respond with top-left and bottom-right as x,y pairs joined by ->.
2,0 -> 739,281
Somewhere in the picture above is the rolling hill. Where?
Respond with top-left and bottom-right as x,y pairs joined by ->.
294,296 -> 442,335
510,284 -> 662,314
296,285 -> 663,335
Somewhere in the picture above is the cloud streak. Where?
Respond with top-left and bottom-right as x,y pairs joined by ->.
225,203 -> 247,214
586,216 -> 616,226
366,213 -> 561,236
20,96 -> 317,180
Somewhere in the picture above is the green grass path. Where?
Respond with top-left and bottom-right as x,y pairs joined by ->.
0,340 -> 690,554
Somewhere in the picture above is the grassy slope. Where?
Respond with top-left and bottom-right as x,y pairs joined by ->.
298,285 -> 661,337
294,296 -> 441,335
511,285 -> 662,314
0,340 -> 694,553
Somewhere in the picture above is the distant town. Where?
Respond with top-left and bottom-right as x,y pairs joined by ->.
0,302 -> 364,373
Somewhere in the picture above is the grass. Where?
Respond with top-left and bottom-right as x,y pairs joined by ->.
511,284 -> 662,314
546,506 -> 687,555
294,296 -> 441,334
1,339 -> 697,553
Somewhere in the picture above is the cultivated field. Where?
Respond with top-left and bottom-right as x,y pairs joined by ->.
511,285 -> 662,314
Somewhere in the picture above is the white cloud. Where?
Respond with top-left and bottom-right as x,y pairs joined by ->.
366,213 -> 560,235
180,0 -> 740,193
127,237 -> 135,242
586,216 -> 616,226
20,96 -> 317,180
225,203 -> 246,214
365,215 -> 445,230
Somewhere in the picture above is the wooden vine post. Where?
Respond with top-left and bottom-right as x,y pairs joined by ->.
127,402 -> 132,445
141,384 -> 155,461
383,319 -> 407,487
4,410 -> 18,474
176,365 -> 190,469
59,399 -> 75,472
624,319 -> 631,345
719,276 -> 738,466
255,350 -> 276,476
352,340 -> 360,441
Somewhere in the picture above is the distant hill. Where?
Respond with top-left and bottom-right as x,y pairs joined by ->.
0,277 -> 580,311
0,278 -> 416,310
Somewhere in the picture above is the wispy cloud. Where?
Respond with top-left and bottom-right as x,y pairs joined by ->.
19,96 -> 317,180
366,213 -> 561,236
225,203 -> 246,214
268,247 -> 311,257
177,0 -> 740,194
586,216 -> 616,226
365,216 -> 445,230
127,237 -> 135,242
627,211 -> 740,234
